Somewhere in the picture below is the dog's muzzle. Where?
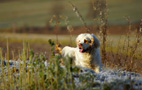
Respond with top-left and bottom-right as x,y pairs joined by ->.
78,43 -> 92,53
78,43 -> 85,52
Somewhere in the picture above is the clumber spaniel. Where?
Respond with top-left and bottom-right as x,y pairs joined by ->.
62,33 -> 101,73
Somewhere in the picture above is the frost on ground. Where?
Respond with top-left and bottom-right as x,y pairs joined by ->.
0,60 -> 142,90
73,67 -> 142,90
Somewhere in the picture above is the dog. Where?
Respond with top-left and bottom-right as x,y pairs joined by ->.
62,33 -> 101,73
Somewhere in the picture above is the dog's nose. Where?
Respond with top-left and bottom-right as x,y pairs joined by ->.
78,43 -> 82,47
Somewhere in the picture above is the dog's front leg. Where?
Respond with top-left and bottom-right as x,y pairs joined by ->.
62,46 -> 76,58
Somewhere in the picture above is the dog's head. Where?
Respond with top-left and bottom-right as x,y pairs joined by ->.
76,33 -> 100,53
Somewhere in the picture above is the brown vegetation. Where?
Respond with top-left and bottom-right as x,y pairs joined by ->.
0,24 -> 139,35
0,41 -> 50,60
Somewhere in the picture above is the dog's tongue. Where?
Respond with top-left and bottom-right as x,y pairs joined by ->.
79,48 -> 84,52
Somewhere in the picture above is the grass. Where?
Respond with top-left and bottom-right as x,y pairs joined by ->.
0,0 -> 142,28
0,33 -> 142,57
0,33 -> 76,45
0,34 -> 142,89
105,35 -> 142,58
0,33 -> 142,71
0,40 -> 101,90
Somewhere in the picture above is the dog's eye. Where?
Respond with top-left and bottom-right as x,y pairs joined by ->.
84,39 -> 87,43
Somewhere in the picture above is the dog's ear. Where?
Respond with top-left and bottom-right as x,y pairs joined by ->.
91,34 -> 100,48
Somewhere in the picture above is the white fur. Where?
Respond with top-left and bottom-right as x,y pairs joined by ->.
62,33 -> 101,73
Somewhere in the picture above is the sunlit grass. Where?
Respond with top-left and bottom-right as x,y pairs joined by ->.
1,33 -> 142,55
0,33 -> 76,45
0,40 -> 84,89
0,34 -> 142,89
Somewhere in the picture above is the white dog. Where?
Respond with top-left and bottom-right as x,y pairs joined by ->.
62,33 -> 101,73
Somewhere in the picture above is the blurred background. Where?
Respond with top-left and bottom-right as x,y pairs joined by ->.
0,0 -> 142,34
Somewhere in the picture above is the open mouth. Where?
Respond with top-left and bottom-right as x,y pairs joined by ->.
78,45 -> 91,53
79,47 -> 84,52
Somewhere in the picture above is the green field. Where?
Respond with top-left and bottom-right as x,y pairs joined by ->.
0,0 -> 142,28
